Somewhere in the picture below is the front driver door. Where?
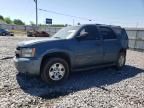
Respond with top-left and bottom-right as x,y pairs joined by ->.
73,25 -> 103,68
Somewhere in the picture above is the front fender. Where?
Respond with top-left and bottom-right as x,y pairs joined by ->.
40,49 -> 72,58
39,49 -> 75,67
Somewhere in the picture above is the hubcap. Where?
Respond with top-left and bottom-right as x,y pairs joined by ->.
49,63 -> 65,81
3,33 -> 5,35
118,55 -> 125,67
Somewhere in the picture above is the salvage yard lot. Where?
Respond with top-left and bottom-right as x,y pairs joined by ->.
0,37 -> 144,108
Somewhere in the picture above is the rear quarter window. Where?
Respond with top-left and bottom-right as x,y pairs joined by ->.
121,29 -> 128,40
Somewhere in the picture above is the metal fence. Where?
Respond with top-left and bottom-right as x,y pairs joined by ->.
44,27 -> 144,51
0,24 -> 33,31
38,27 -> 144,51
0,24 -> 144,51
38,26 -> 62,36
0,24 -> 62,36
126,28 -> 144,51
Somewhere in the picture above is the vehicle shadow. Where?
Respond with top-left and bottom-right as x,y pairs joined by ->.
16,65 -> 144,99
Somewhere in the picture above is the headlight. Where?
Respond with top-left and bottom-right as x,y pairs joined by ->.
21,48 -> 36,57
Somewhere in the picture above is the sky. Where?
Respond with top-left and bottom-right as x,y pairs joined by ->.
0,0 -> 144,27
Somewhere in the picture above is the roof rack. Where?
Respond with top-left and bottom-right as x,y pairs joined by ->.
96,24 -> 121,28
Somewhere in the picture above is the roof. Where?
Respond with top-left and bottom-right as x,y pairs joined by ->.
79,24 -> 121,29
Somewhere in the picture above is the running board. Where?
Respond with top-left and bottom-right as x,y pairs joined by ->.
73,63 -> 115,72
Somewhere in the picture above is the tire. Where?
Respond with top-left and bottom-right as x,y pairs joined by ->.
10,34 -> 14,36
116,52 -> 126,70
2,32 -> 6,36
41,58 -> 69,85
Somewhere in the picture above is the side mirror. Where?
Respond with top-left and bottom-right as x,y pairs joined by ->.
76,32 -> 88,40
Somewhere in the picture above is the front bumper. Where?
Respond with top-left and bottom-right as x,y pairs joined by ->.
14,57 -> 41,75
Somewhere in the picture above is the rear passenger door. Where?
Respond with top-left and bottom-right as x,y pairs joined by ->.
98,27 -> 120,63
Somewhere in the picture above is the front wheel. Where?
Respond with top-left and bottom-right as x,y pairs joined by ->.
41,58 -> 69,85
116,52 -> 126,70
2,32 -> 6,36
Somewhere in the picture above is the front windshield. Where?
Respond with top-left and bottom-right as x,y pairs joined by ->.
53,26 -> 80,39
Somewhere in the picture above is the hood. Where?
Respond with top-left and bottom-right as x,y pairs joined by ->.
17,37 -> 59,47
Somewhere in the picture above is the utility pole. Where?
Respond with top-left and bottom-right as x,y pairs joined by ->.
73,19 -> 75,26
34,0 -> 38,29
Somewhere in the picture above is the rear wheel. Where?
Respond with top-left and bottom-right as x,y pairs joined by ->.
116,52 -> 126,70
41,58 -> 69,85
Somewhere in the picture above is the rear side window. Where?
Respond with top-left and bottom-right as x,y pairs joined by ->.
99,27 -> 117,40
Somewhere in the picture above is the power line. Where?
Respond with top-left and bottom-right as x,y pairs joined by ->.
39,8 -> 95,21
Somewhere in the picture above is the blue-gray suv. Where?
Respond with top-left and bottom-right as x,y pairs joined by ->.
14,24 -> 128,84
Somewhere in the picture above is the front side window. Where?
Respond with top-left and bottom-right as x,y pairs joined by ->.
79,25 -> 100,40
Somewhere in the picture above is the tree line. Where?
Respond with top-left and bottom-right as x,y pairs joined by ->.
0,15 -> 25,25
0,15 -> 80,27
0,15 -> 65,27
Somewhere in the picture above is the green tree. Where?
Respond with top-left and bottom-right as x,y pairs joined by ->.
4,17 -> 13,24
13,19 -> 25,25
0,15 -> 4,20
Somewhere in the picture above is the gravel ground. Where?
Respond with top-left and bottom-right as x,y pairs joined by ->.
0,36 -> 144,108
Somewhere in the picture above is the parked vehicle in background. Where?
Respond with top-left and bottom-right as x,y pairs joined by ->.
0,28 -> 14,36
14,24 -> 128,85
27,31 -> 50,37
9,31 -> 14,36
27,31 -> 33,37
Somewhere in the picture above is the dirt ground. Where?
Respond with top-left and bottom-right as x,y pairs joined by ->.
0,36 -> 144,108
